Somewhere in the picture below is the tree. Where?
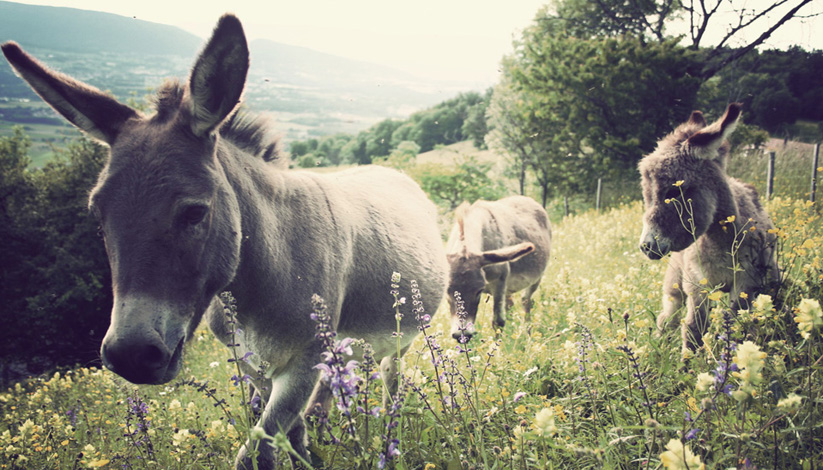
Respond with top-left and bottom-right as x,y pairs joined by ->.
490,0 -> 814,201
550,0 -> 816,79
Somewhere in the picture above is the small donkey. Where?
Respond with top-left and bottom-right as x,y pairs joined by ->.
445,195 -> 552,340
638,103 -> 780,352
2,15 -> 447,469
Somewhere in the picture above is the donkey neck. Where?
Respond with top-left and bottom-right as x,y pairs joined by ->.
216,144 -> 348,320
702,174 -> 742,246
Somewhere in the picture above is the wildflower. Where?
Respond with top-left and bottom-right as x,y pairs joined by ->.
695,372 -> 714,392
673,181 -> 684,187
752,294 -> 774,313
732,341 -> 767,400
777,393 -> 803,414
795,298 -> 823,339
534,407 -> 557,436
659,438 -> 705,470
172,429 -> 191,447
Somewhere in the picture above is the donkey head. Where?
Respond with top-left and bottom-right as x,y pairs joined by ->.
446,242 -> 534,340
638,103 -> 742,259
2,15 -> 249,384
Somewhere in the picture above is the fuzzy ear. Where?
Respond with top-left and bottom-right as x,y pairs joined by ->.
187,14 -> 249,137
454,201 -> 472,242
686,103 -> 742,160
687,110 -> 706,127
1,41 -> 138,144
480,242 -> 535,267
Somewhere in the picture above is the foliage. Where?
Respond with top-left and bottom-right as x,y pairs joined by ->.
373,140 -> 420,171
493,20 -> 702,192
696,47 -> 823,140
2,196 -> 822,469
0,132 -> 110,385
411,157 -> 507,211
287,91 -> 492,167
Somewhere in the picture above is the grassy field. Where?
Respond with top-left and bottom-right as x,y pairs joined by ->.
1,191 -> 821,469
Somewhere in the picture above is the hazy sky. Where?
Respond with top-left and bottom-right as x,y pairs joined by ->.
9,0 -> 823,87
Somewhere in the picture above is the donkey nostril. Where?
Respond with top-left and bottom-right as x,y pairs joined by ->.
138,344 -> 168,368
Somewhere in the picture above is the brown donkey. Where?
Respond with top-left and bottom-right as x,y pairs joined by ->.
445,195 -> 552,341
638,103 -> 780,352
2,15 -> 448,469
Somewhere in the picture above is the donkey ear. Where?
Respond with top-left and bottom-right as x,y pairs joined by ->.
454,201 -> 472,241
686,102 -> 742,160
1,42 -> 138,144
480,242 -> 535,267
187,14 -> 249,137
687,110 -> 706,127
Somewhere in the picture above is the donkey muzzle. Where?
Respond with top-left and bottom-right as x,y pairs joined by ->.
101,333 -> 184,384
639,226 -> 670,260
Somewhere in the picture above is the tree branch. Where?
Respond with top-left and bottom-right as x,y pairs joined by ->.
701,0 -> 814,79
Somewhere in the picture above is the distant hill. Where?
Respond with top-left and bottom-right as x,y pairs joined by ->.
0,1 -> 202,56
0,1 -> 468,144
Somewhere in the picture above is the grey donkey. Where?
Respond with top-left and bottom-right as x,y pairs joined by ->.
638,103 -> 780,353
445,195 -> 552,340
2,14 -> 448,469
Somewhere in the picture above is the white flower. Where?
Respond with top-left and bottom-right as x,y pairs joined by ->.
777,393 -> 803,414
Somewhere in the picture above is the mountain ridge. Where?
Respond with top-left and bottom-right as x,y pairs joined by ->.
0,1 -> 468,141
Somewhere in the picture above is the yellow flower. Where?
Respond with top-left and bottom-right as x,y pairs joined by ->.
424,464 -> 436,470
726,215 -> 736,223
708,291 -> 723,301
698,278 -> 708,286
739,292 -> 748,300
534,407 -> 557,437
87,459 -> 110,468
673,180 -> 684,187
659,439 -> 705,470
795,298 -> 823,339
777,393 -> 803,414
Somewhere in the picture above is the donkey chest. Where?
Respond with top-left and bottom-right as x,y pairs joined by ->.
681,238 -> 737,291
206,301 -> 300,378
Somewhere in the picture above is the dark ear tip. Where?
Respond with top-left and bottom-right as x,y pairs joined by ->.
216,13 -> 244,34
726,102 -> 743,119
1,41 -> 23,60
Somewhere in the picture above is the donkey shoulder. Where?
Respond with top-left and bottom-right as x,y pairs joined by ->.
728,176 -> 769,221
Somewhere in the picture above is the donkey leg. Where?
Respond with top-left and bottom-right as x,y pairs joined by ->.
522,281 -> 540,323
303,379 -> 333,431
681,294 -> 710,353
379,345 -> 411,407
491,282 -> 508,335
235,350 -> 321,470
657,262 -> 684,333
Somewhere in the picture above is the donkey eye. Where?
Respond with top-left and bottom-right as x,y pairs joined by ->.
181,205 -> 209,225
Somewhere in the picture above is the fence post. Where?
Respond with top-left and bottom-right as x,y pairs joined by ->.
811,143 -> 820,203
766,151 -> 775,199
564,196 -> 569,217
595,178 -> 602,211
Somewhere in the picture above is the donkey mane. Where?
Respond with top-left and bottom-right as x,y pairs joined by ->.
152,80 -> 282,165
